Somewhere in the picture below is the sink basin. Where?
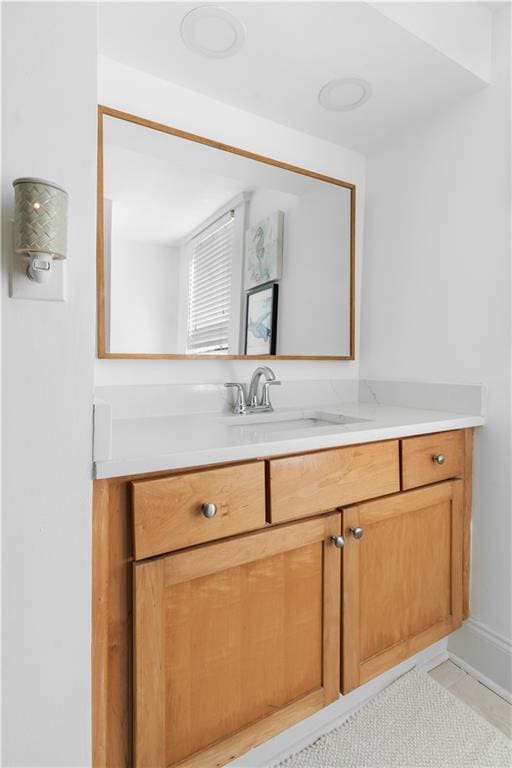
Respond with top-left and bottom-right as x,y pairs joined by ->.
221,410 -> 370,440
232,417 -> 335,434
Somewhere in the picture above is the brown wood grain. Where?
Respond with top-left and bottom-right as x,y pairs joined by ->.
132,462 -> 266,559
176,689 -> 325,768
451,480 -> 464,628
92,433 -> 472,764
359,481 -> 454,526
349,185 -> 356,359
341,506 -> 361,694
133,514 -> 341,767
359,618 -> 457,684
133,560 -> 166,767
269,441 -> 400,523
98,106 -> 356,188
359,500 -> 452,661
341,481 -> 463,693
96,110 -> 106,358
92,481 -> 109,767
323,515 -> 342,703
463,428 -> 474,619
401,430 -> 465,490
95,353 -> 355,360
92,480 -> 133,768
95,105 -> 356,361
163,514 -> 328,587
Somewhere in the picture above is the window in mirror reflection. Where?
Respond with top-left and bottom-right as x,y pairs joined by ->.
187,211 -> 234,354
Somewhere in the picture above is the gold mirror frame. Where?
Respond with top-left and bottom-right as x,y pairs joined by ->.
96,105 -> 356,360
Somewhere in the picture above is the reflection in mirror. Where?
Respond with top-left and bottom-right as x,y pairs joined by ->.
98,109 -> 354,359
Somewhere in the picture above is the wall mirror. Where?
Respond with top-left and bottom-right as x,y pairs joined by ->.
97,106 -> 355,359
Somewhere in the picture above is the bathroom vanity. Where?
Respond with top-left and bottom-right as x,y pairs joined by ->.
92,412 -> 476,768
93,107 -> 483,768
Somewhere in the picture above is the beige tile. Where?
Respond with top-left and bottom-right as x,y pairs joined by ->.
429,660 -> 467,689
449,675 -> 512,739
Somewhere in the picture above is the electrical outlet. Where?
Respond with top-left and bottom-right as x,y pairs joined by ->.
10,251 -> 67,301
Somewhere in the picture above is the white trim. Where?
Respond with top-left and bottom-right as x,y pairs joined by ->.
188,208 -> 234,245
464,617 -> 512,654
448,651 -> 512,704
448,618 -> 512,701
175,191 -> 253,247
416,647 -> 451,673
226,639 -> 449,767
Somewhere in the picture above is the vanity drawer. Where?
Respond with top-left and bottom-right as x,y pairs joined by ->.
131,462 -> 266,559
401,430 -> 464,490
269,441 -> 400,524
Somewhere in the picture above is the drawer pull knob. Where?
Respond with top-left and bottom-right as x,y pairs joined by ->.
331,535 -> 345,549
432,454 -> 446,465
201,502 -> 217,519
350,526 -> 364,540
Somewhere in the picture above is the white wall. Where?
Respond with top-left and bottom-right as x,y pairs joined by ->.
370,2 -> 492,81
247,186 -> 351,356
96,56 -> 365,384
1,4 -> 97,764
110,239 -> 180,353
360,7 -> 511,691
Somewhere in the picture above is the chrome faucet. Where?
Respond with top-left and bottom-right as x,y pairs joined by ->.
225,366 -> 281,414
247,366 -> 277,407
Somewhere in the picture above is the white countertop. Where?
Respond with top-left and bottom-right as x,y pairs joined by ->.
93,401 -> 484,479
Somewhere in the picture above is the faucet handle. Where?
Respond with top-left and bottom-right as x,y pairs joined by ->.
224,382 -> 247,414
261,380 -> 282,410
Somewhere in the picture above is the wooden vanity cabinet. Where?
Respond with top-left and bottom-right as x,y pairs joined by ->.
269,441 -> 400,523
401,430 -> 465,490
133,514 -> 342,768
341,480 -> 463,693
131,462 -> 266,559
92,429 -> 473,768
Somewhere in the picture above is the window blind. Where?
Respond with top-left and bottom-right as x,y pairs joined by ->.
186,214 -> 234,353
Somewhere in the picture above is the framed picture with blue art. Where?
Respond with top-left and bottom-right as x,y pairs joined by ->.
244,211 -> 284,289
244,283 -> 279,355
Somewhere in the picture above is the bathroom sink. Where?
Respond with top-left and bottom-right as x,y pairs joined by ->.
232,417 -> 334,434
221,411 -> 370,439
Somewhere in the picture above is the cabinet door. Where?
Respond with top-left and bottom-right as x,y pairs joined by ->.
134,514 -> 341,768
342,481 -> 463,693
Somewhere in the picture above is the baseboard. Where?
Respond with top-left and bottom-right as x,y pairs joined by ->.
449,651 -> 512,704
448,618 -> 512,702
227,639 -> 449,767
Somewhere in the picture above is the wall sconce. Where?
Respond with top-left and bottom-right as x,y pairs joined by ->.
13,177 -> 68,283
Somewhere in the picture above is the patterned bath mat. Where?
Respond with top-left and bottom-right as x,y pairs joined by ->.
275,669 -> 512,767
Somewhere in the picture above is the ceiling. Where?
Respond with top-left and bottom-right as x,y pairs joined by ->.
98,2 -> 489,152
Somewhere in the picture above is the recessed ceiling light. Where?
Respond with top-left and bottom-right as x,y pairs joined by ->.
318,78 -> 372,111
180,5 -> 246,59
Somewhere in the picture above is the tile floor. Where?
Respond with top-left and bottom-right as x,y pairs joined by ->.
429,660 -> 512,739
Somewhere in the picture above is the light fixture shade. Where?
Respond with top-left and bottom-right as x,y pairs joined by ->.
13,177 -> 68,260
318,78 -> 372,112
180,5 -> 246,58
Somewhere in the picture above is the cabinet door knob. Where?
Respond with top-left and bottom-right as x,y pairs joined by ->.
331,535 -> 345,549
350,526 -> 364,540
201,502 -> 217,519
432,454 -> 446,465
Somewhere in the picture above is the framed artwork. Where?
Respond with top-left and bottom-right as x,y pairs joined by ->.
244,283 -> 279,355
244,210 -> 284,289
